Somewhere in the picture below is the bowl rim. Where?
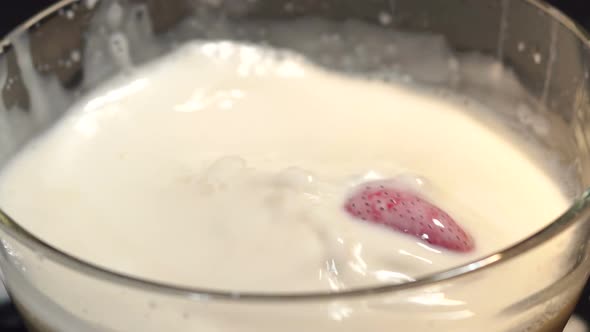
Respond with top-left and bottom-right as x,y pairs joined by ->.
0,0 -> 589,302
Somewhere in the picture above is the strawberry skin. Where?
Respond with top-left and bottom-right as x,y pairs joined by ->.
344,180 -> 474,252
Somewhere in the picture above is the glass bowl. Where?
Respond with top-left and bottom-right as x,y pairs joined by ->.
1,0 -> 590,331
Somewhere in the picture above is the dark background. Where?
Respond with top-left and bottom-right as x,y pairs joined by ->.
1,0 -> 590,36
0,0 -> 590,331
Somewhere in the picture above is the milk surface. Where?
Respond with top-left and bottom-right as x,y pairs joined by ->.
0,41 -> 569,294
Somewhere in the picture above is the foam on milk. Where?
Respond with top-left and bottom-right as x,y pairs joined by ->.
0,41 -> 569,293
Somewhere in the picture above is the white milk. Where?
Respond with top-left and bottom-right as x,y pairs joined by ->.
0,39 -> 568,332
0,41 -> 569,295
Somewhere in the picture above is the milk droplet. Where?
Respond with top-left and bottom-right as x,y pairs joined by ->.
378,12 -> 393,26
71,50 -> 81,63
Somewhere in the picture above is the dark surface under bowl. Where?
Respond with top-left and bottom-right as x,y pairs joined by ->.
0,1 -> 589,331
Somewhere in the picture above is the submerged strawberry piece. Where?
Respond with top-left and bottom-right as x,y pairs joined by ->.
344,180 -> 474,252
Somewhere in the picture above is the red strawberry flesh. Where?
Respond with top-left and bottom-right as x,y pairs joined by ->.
344,180 -> 474,252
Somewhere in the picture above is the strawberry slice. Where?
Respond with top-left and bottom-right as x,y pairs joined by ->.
344,180 -> 474,252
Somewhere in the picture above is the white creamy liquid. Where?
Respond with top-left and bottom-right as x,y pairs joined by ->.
0,41 -> 569,293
